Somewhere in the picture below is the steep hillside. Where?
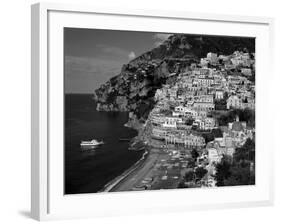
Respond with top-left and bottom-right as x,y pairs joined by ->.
93,34 -> 255,123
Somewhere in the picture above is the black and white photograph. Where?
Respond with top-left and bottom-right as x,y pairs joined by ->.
1,0 -> 280,223
64,28 -> 255,194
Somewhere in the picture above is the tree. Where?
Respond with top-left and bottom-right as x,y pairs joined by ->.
216,108 -> 255,127
184,170 -> 194,182
195,167 -> 208,180
224,164 -> 255,186
223,92 -> 228,100
233,138 -> 255,163
178,181 -> 186,189
215,149 -> 255,187
234,147 -> 249,162
187,160 -> 195,168
201,132 -> 215,144
214,99 -> 227,110
135,98 -> 155,120
214,156 -> 232,186
185,118 -> 194,125
191,149 -> 199,160
244,137 -> 255,148
211,128 -> 223,138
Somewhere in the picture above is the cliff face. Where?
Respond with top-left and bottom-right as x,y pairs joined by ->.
93,34 -> 254,123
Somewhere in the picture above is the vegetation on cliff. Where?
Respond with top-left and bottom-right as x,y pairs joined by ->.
93,34 -> 255,122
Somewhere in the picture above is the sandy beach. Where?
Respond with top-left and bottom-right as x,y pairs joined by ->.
100,147 -> 149,192
107,145 -> 185,192
110,148 -> 160,191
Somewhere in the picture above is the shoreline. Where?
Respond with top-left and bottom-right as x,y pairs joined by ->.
99,118 -> 150,192
99,146 -> 149,192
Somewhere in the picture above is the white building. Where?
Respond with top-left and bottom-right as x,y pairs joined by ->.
194,94 -> 214,103
162,116 -> 182,128
208,148 -> 222,163
193,102 -> 215,111
196,78 -> 214,87
151,127 -> 167,140
200,117 -> 216,130
174,106 -> 196,118
227,95 -> 255,110
165,133 -> 205,148
215,90 -> 224,100
207,52 -> 218,64
241,68 -> 252,76
227,95 -> 243,109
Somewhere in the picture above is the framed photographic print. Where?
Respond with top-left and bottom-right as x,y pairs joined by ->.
31,2 -> 274,221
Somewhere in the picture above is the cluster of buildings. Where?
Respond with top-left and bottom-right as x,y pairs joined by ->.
146,51 -> 255,185
227,94 -> 255,110
205,115 -> 255,164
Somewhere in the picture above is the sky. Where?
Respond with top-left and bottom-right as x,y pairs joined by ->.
64,28 -> 171,93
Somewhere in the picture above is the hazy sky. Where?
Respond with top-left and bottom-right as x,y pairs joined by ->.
64,28 -> 171,93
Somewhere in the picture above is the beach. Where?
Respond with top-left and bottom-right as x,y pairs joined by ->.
104,143 -> 189,192
100,118 -> 190,192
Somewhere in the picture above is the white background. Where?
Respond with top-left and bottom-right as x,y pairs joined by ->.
0,0 -> 279,223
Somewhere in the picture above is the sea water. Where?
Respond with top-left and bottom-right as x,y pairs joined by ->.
65,94 -> 143,194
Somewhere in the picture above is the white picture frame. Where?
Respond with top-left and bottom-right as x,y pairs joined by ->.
31,2 -> 275,221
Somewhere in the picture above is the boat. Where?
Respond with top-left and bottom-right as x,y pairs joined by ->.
80,139 -> 104,147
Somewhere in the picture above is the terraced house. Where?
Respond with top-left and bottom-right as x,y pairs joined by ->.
165,132 -> 205,148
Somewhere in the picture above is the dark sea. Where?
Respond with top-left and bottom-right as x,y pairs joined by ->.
64,94 -> 143,194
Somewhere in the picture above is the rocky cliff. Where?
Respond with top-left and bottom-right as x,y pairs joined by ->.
93,34 -> 255,124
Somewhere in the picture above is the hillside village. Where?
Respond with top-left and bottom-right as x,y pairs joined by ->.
93,34 -> 256,190
137,50 -> 255,188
